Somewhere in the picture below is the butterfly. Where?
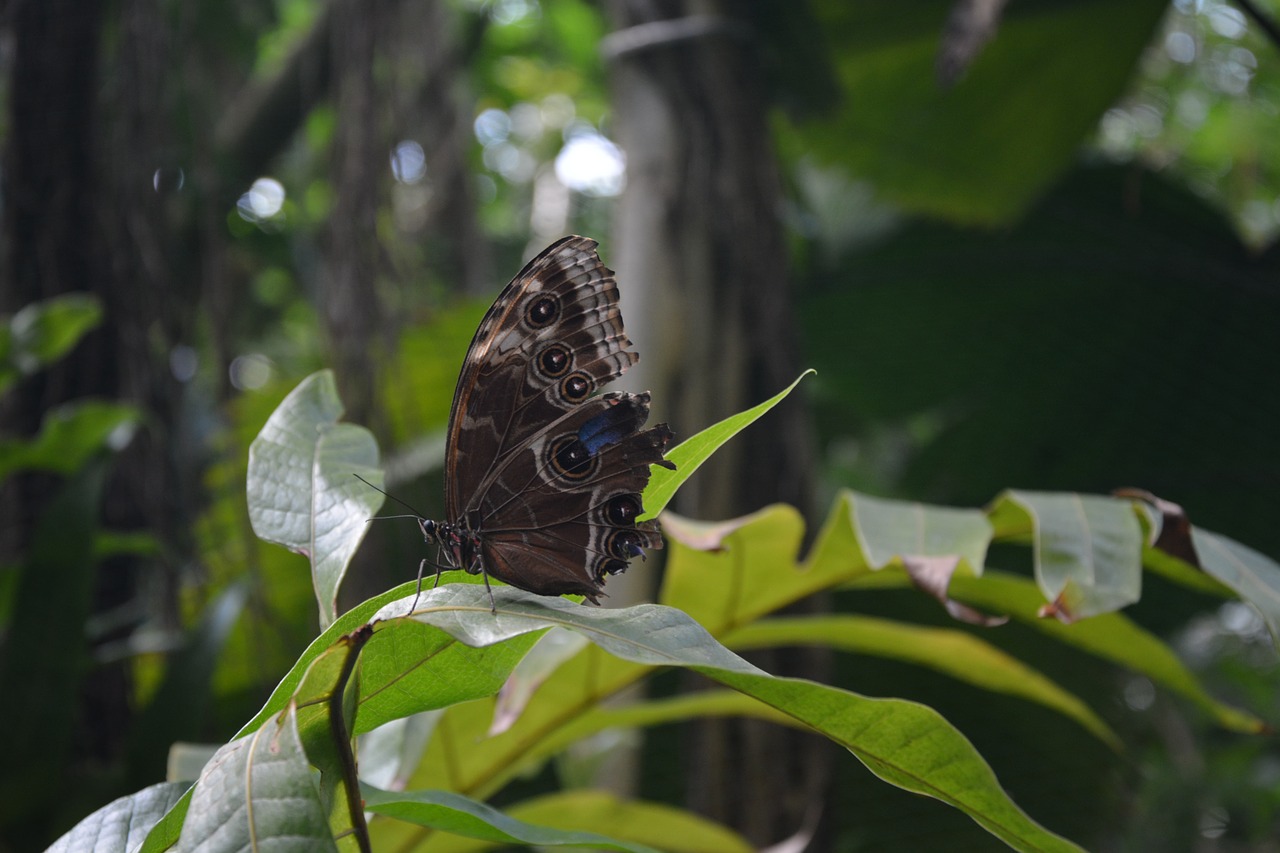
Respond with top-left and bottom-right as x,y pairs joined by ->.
416,236 -> 674,611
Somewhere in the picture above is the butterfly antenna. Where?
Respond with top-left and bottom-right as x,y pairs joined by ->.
354,473 -> 428,519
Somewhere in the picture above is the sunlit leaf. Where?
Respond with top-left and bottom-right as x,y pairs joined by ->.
641,370 -> 814,519
702,669 -> 1082,851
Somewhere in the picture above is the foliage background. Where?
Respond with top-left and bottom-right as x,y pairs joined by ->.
2,0 -> 1279,850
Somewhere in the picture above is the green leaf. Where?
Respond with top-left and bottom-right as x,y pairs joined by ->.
0,293 -> 103,391
362,787 -> 661,852
990,490 -> 1143,619
700,669 -> 1083,852
800,0 -> 1168,222
377,585 -> 1077,851
641,370 -> 813,519
237,578 -> 542,741
247,370 -> 384,627
288,624 -> 370,835
374,584 -> 763,676
1192,527 -> 1280,646
725,615 -> 1121,750
176,703 -> 338,853
0,400 -> 140,481
47,782 -> 189,853
659,505 -> 812,632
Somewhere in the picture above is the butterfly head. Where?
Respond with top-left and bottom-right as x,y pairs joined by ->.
418,518 -> 440,544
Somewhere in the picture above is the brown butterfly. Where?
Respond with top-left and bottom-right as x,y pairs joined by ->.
417,236 -> 674,610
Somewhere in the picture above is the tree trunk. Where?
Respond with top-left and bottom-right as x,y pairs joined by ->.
604,2 -> 825,847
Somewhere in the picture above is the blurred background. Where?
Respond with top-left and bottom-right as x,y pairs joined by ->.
2,0 -> 1279,850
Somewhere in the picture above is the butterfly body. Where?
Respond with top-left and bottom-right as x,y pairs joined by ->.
422,236 -> 673,608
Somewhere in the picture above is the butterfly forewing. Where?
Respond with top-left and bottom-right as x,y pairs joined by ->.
444,236 -> 638,519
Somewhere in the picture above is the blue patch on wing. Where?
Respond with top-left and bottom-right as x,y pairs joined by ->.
578,403 -> 639,456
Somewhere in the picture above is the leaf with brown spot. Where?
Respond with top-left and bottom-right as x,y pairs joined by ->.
903,554 -> 1007,627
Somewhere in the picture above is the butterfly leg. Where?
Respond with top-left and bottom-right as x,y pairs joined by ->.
410,558 -> 428,613
470,553 -> 496,614
409,548 -> 452,614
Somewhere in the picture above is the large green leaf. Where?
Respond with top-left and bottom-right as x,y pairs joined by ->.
799,0 -> 1168,222
247,369 -> 384,627
802,165 -> 1280,564
372,585 -> 1077,851
146,581 -> 1075,851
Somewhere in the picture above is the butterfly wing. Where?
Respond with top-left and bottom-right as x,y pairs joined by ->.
443,236 -> 673,600
480,392 -> 673,602
445,236 -> 638,519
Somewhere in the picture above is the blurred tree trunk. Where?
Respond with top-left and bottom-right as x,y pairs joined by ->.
604,2 -> 825,847
0,0 -> 195,838
324,0 -> 390,429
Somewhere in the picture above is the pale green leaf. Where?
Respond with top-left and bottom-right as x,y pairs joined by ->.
379,585 -> 1079,852
176,703 -> 337,853
47,782 -> 189,853
851,491 -> 992,571
992,490 -> 1143,619
1193,527 -> 1280,646
247,370 -> 384,627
